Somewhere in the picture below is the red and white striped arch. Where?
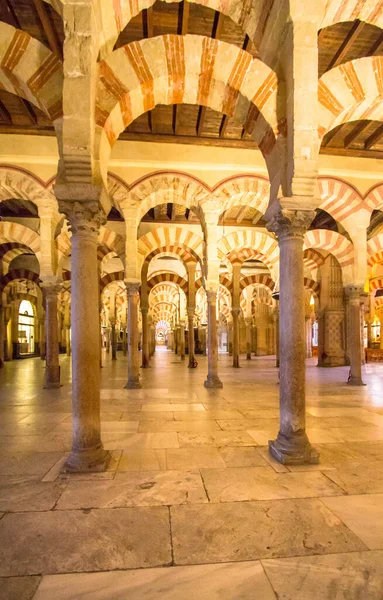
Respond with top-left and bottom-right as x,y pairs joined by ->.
0,222 -> 40,255
0,268 -> 41,292
318,56 -> 383,140
0,165 -> 58,215
321,0 -> 383,30
97,0 -> 274,58
138,226 -> 204,267
304,229 -> 354,283
129,172 -> 209,222
217,230 -> 279,279
147,272 -> 188,294
368,233 -> 383,268
0,23 -> 62,122
96,35 -> 278,180
239,274 -> 275,292
303,248 -> 326,280
214,175 -> 270,215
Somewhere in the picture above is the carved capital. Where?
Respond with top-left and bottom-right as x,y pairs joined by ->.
266,209 -> 315,241
59,201 -> 106,236
140,306 -> 149,315
231,307 -> 241,318
125,281 -> 140,297
187,307 -> 195,317
41,280 -> 62,298
206,289 -> 217,303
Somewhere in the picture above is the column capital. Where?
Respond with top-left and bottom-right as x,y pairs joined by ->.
266,208 -> 315,241
41,280 -> 62,297
125,280 -> 140,296
59,201 -> 107,236
231,307 -> 241,317
140,305 -> 149,314
187,306 -> 195,316
206,289 -> 217,303
344,284 -> 364,300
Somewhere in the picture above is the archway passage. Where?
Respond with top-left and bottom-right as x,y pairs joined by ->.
18,299 -> 35,356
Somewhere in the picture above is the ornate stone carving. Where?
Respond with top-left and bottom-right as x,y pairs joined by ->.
231,307 -> 241,317
266,209 -> 316,241
125,281 -> 140,296
59,201 -> 106,235
344,284 -> 364,300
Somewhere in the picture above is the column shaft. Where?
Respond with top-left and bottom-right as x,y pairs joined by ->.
204,291 -> 223,388
187,308 -> 195,368
267,210 -> 318,465
245,318 -> 252,360
141,307 -> 150,367
345,287 -> 365,385
232,308 -> 240,368
64,213 -> 109,472
125,283 -> 142,388
43,285 -> 61,388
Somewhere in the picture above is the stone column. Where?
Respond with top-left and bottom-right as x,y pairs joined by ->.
105,328 -> 110,353
366,319 -> 372,349
187,307 -> 195,368
231,307 -> 240,368
344,285 -> 365,385
245,317 -> 252,360
179,321 -> 185,360
228,323 -> 233,355
42,283 -> 61,388
204,290 -> 223,388
141,306 -> 150,368
60,201 -> 110,472
122,316 -> 127,357
275,305 -> 280,368
110,319 -> 117,360
267,209 -> 318,465
305,316 -> 313,358
125,282 -> 142,388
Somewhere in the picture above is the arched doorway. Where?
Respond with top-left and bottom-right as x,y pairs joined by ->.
18,300 -> 35,356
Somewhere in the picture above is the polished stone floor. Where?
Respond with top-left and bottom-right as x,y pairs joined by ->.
1,349 -> 383,599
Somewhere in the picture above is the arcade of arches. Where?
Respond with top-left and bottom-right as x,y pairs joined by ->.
1,1 -> 383,597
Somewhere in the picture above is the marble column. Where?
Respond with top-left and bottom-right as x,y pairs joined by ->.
150,325 -> 156,356
122,321 -> 127,356
60,202 -> 110,472
42,283 -> 61,388
245,317 -> 252,360
187,307 -> 195,368
204,290 -> 223,388
125,282 -> 142,389
179,321 -> 185,360
344,285 -> 365,385
228,323 -> 233,356
366,320 -> 372,349
110,319 -> 117,360
105,328 -> 110,353
275,306 -> 280,368
305,316 -> 313,358
231,307 -> 240,368
267,209 -> 318,465
141,306 -> 150,368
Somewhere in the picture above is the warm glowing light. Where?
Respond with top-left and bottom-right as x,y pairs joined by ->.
310,295 -> 315,306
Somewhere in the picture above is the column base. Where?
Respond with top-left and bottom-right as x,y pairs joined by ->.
125,378 -> 142,389
232,357 -> 240,368
348,376 -> 366,386
204,376 -> 223,389
246,355 -> 251,360
44,366 -> 61,389
269,433 -> 319,465
63,447 -> 111,473
141,364 -> 150,368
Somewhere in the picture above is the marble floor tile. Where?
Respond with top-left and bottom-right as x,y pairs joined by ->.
0,452 -> 64,477
170,499 -> 366,565
201,467 -> 343,502
138,420 -> 220,433
101,432 -> 180,449
56,470 -> 208,509
0,576 -> 41,600
118,449 -> 167,471
217,419 -> 279,431
166,447 -> 226,470
141,404 -> 206,412
33,561 -> 276,600
218,447 -> 268,468
323,461 -> 383,494
0,507 -> 171,576
247,429 -> 278,445
120,411 -> 174,421
0,479 -> 66,512
255,446 -> 289,473
321,494 -> 383,549
262,550 -> 383,600
178,431 -> 257,447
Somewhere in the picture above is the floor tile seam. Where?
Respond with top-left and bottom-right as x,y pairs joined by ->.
320,469 -> 349,494
316,497 -> 372,552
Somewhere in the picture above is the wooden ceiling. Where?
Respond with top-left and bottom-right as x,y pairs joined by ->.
1,1 -> 383,159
